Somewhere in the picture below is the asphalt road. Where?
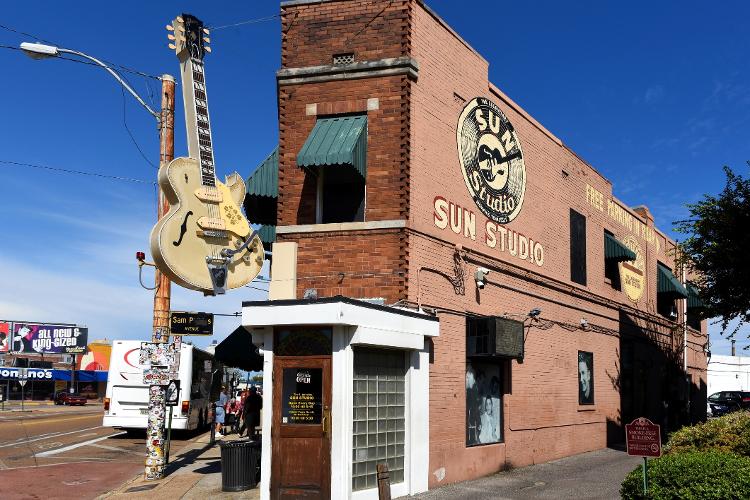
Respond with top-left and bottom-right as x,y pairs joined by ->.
0,405 -> 207,500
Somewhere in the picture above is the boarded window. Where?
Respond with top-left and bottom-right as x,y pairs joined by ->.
570,209 -> 587,285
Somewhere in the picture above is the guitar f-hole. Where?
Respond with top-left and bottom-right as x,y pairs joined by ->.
173,211 -> 194,246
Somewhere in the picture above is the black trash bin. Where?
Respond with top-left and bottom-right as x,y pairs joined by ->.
219,439 -> 260,492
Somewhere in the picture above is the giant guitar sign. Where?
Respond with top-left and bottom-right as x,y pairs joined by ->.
150,14 -> 264,295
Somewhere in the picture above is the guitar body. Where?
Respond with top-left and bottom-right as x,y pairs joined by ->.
150,156 -> 264,292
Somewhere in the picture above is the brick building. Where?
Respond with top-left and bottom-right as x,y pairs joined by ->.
241,1 -> 708,498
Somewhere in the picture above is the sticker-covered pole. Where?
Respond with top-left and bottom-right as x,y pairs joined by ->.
643,457 -> 648,494
144,74 -> 175,482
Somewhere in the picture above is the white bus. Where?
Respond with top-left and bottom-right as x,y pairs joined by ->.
103,340 -> 219,430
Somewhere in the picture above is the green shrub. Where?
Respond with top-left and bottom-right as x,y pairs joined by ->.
620,451 -> 750,499
665,411 -> 750,456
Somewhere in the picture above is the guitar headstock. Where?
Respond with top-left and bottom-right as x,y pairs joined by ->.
167,14 -> 211,61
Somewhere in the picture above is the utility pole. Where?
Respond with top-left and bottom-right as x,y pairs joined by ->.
144,74 -> 175,482
732,339 -> 736,357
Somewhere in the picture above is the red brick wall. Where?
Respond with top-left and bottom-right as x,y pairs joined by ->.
278,228 -> 406,302
281,0 -> 411,68
275,0 -> 707,490
407,1 -> 707,487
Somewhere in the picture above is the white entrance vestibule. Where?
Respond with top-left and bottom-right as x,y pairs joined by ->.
242,296 -> 439,500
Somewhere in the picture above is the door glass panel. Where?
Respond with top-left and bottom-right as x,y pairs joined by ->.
352,348 -> 406,491
275,327 -> 332,356
281,367 -> 323,424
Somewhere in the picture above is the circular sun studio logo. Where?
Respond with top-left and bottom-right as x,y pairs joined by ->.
457,97 -> 526,224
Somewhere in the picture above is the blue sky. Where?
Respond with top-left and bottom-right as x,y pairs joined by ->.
1,1 -> 748,354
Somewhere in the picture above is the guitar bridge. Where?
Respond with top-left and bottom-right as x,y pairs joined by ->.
205,256 -> 228,295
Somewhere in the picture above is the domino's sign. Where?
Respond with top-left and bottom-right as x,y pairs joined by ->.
0,368 -> 53,380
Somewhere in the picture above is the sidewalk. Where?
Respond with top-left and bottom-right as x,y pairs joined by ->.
413,448 -> 639,499
101,433 -> 259,500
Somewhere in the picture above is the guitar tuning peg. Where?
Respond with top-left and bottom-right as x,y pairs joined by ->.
203,28 -> 210,35
176,16 -> 183,22
204,46 -> 211,53
166,24 -> 174,31
203,37 -> 210,43
167,34 -> 176,40
168,43 -> 176,50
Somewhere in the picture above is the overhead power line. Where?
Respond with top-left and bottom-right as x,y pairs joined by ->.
0,159 -> 155,185
207,14 -> 280,30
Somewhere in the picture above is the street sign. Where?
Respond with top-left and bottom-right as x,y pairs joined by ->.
204,360 -> 212,373
19,379 -> 27,387
169,311 -> 213,336
165,380 -> 180,407
626,417 -> 662,457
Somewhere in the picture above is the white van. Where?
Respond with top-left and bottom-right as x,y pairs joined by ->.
103,340 -> 218,430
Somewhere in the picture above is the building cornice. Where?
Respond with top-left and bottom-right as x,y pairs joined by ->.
277,57 -> 419,85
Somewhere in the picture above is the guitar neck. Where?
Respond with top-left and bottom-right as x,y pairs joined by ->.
181,57 -> 216,187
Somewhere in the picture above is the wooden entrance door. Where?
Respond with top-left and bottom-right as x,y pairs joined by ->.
271,355 -> 331,499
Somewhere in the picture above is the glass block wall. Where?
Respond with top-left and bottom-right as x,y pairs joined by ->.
352,348 -> 406,491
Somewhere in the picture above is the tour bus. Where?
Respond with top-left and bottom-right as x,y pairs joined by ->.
103,340 -> 220,430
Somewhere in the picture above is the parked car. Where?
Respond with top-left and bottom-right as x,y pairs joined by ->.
54,392 -> 87,406
707,391 -> 750,417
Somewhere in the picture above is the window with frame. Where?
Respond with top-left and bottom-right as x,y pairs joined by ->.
604,231 -> 622,290
352,348 -> 406,491
570,209 -> 587,285
656,262 -> 678,319
466,359 -> 503,446
317,166 -> 365,224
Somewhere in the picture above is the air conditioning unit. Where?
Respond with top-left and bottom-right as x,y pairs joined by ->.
467,316 -> 524,360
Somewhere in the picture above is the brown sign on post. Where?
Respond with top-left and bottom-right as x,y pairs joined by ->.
625,417 -> 661,457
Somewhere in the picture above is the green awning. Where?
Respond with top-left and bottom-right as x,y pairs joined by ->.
657,264 -> 688,298
687,284 -> 706,309
604,233 -> 636,261
258,225 -> 276,245
296,115 -> 367,178
246,147 -> 278,198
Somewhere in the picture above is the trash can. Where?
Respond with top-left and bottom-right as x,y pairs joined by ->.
219,439 -> 259,492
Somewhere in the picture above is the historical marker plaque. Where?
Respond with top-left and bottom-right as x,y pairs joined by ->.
626,417 -> 661,457
281,368 -> 323,424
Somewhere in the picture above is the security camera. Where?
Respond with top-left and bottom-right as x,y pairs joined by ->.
474,267 -> 490,289
528,308 -> 541,318
580,318 -> 589,329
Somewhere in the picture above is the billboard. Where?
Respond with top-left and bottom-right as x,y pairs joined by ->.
77,342 -> 112,370
0,322 -> 9,353
11,323 -> 88,354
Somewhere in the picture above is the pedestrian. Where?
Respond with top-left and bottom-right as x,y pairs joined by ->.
238,386 -> 262,438
215,385 -> 229,437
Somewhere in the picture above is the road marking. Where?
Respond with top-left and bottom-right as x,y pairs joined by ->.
35,431 -> 126,457
90,443 -> 144,456
0,425 -> 104,448
0,459 -> 113,470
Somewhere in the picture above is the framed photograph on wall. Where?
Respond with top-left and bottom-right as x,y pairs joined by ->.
466,360 -> 502,446
578,351 -> 594,405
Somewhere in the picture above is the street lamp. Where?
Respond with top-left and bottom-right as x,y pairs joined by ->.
20,42 -> 159,118
20,39 -> 177,481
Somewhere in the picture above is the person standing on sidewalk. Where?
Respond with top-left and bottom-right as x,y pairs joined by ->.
214,386 -> 229,436
238,386 -> 262,437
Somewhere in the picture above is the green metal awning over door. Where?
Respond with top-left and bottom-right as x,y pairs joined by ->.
657,264 -> 689,298
296,115 -> 367,178
246,147 -> 278,198
604,233 -> 637,261
687,284 -> 706,309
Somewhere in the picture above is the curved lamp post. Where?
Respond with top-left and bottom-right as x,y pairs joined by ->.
20,42 -> 159,118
